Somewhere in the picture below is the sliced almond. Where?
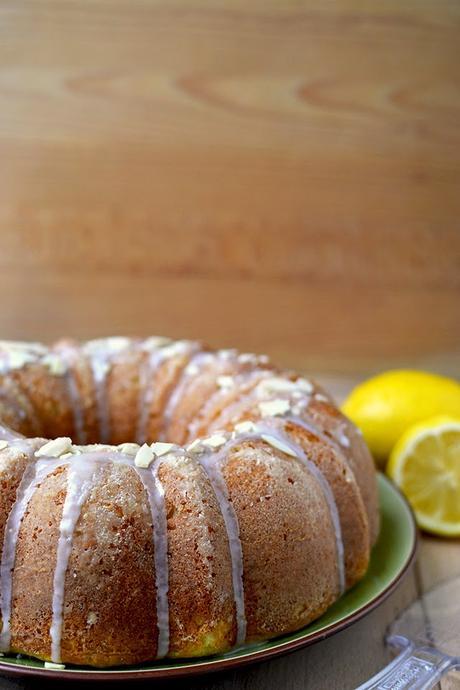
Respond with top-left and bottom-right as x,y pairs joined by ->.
36,437 -> 73,458
187,438 -> 203,453
141,336 -> 172,352
238,352 -> 257,364
258,399 -> 291,418
150,442 -> 175,457
42,353 -> 67,376
134,443 -> 155,468
314,393 -> 329,402
261,434 -> 298,458
296,378 -> 314,393
0,340 -> 46,355
217,375 -> 235,389
257,377 -> 295,394
336,430 -> 351,448
85,337 -> 131,356
118,442 -> 140,456
234,420 -> 256,434
6,351 -> 37,370
186,362 -> 200,376
257,376 -> 313,396
202,434 -> 228,449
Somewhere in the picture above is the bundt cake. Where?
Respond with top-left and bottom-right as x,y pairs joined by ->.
0,337 -> 379,667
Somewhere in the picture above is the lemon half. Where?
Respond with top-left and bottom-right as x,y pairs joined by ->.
342,370 -> 460,465
387,416 -> 460,537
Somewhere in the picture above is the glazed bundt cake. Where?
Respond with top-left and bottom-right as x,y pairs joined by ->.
0,337 -> 379,667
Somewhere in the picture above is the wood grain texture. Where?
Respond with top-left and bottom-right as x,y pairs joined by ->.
0,0 -> 459,373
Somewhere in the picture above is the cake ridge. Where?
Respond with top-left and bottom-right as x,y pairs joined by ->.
54,343 -> 87,445
0,447 -> 51,652
136,339 -> 198,445
0,337 -> 379,667
50,457 -> 102,663
132,456 -> 170,658
191,421 -> 345,598
136,342 -> 168,445
0,437 -> 173,662
82,338 -> 133,444
0,419 -> 345,659
186,368 -> 273,441
193,441 -> 247,646
160,349 -> 212,441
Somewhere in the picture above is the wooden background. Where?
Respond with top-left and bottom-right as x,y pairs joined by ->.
0,0 -> 459,376
0,6 -> 459,685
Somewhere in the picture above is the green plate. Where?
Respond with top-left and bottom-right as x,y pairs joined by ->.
0,474 -> 417,681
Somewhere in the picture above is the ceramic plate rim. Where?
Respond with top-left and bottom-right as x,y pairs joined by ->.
0,473 -> 418,682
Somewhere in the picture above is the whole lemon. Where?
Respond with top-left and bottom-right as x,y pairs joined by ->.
342,370 -> 460,466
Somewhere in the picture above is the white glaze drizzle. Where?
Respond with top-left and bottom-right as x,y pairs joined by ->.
136,340 -> 195,445
83,338 -> 132,444
54,345 -> 86,445
0,451 -> 62,651
283,414 -> 335,447
228,398 -> 347,595
161,350 -> 213,439
133,456 -> 171,658
65,448 -> 171,659
50,457 -> 100,662
193,421 -> 345,603
203,380 -> 312,449
0,418 -> 172,661
0,342 -> 47,374
194,448 -> 247,646
136,349 -> 164,444
81,448 -> 171,658
49,449 -> 171,661
0,423 -> 31,449
283,407 -> 362,492
187,369 -> 273,441
284,413 -> 354,465
249,423 -> 345,595
65,370 -> 86,445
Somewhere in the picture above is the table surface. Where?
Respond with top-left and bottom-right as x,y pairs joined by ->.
0,376 -> 459,690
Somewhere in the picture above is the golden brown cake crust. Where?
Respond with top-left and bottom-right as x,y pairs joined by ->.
10,466 -> 66,659
160,457 -> 236,657
223,443 -> 338,639
0,337 -> 379,667
60,463 -> 158,666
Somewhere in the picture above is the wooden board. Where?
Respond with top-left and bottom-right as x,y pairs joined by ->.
0,0 -> 459,374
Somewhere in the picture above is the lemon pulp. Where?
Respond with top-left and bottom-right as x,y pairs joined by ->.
387,416 -> 460,537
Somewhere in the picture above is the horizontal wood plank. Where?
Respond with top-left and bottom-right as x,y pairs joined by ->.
0,270 -> 458,374
0,0 -> 459,372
